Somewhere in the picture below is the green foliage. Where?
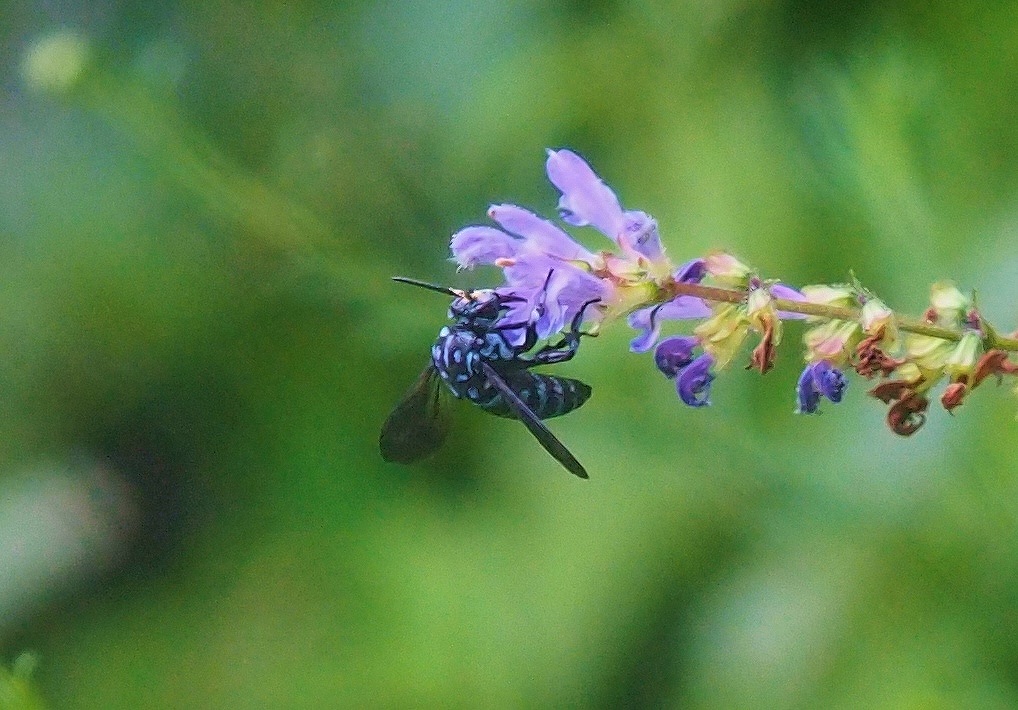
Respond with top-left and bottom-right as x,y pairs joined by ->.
0,655 -> 46,710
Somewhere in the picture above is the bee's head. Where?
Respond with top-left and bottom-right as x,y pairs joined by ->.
391,277 -> 524,326
450,289 -> 505,321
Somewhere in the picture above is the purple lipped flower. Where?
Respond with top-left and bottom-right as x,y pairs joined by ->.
545,149 -> 624,235
495,252 -> 608,342
627,258 -> 712,353
677,353 -> 715,407
488,204 -> 596,263
545,149 -> 671,266
655,335 -> 699,378
796,360 -> 848,414
450,149 -> 689,345
448,225 -> 521,268
619,211 -> 665,263
451,205 -> 609,343
628,297 -> 711,353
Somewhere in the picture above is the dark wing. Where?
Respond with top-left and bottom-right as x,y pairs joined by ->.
481,362 -> 588,479
379,365 -> 450,464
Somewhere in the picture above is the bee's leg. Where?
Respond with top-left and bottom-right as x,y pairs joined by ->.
492,272 -> 556,349
527,299 -> 600,366
534,269 -> 555,318
492,317 -> 540,352
503,271 -> 555,326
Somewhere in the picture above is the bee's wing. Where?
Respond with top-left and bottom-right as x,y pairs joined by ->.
379,365 -> 450,464
481,362 -> 588,479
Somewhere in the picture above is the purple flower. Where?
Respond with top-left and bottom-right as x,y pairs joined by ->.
450,149 -> 685,344
545,149 -> 623,234
655,335 -> 699,378
647,334 -> 716,408
493,253 -> 607,343
544,148 -> 674,264
488,204 -> 596,263
450,205 -> 608,342
677,353 -> 715,407
796,360 -> 848,414
447,225 -> 520,268
627,258 -> 712,353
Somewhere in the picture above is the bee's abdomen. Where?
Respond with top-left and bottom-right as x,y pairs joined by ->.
432,327 -> 590,420
480,372 -> 591,420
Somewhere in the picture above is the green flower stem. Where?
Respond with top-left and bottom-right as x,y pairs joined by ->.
667,281 -> 1018,352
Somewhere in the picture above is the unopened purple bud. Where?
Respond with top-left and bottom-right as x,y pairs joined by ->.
655,336 -> 698,378
674,258 -> 707,283
796,371 -> 821,414
796,360 -> 847,414
677,353 -> 715,407
815,362 -> 847,402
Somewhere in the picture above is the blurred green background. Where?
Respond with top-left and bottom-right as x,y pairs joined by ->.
3,1 -> 1018,708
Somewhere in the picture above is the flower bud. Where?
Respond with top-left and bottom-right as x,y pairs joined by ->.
654,336 -> 698,378
694,304 -> 749,369
860,297 -> 899,347
804,320 -> 860,364
801,284 -> 857,309
928,282 -> 969,326
704,251 -> 752,287
943,331 -> 982,381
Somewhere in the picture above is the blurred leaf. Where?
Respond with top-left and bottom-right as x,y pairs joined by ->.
0,654 -> 46,710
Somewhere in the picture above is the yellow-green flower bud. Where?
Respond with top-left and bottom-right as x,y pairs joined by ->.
704,251 -> 752,288
943,331 -> 983,381
804,320 -> 860,364
695,304 -> 750,369
801,284 -> 857,309
860,297 -> 899,350
928,282 -> 969,327
905,333 -> 955,371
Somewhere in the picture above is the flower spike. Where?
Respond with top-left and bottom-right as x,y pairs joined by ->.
417,148 -> 1018,447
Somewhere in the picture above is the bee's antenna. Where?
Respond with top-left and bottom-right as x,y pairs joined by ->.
391,276 -> 464,298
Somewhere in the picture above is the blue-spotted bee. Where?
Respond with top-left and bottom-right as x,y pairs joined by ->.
379,276 -> 597,478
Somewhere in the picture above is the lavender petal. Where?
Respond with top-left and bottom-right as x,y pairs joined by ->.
545,149 -> 625,238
